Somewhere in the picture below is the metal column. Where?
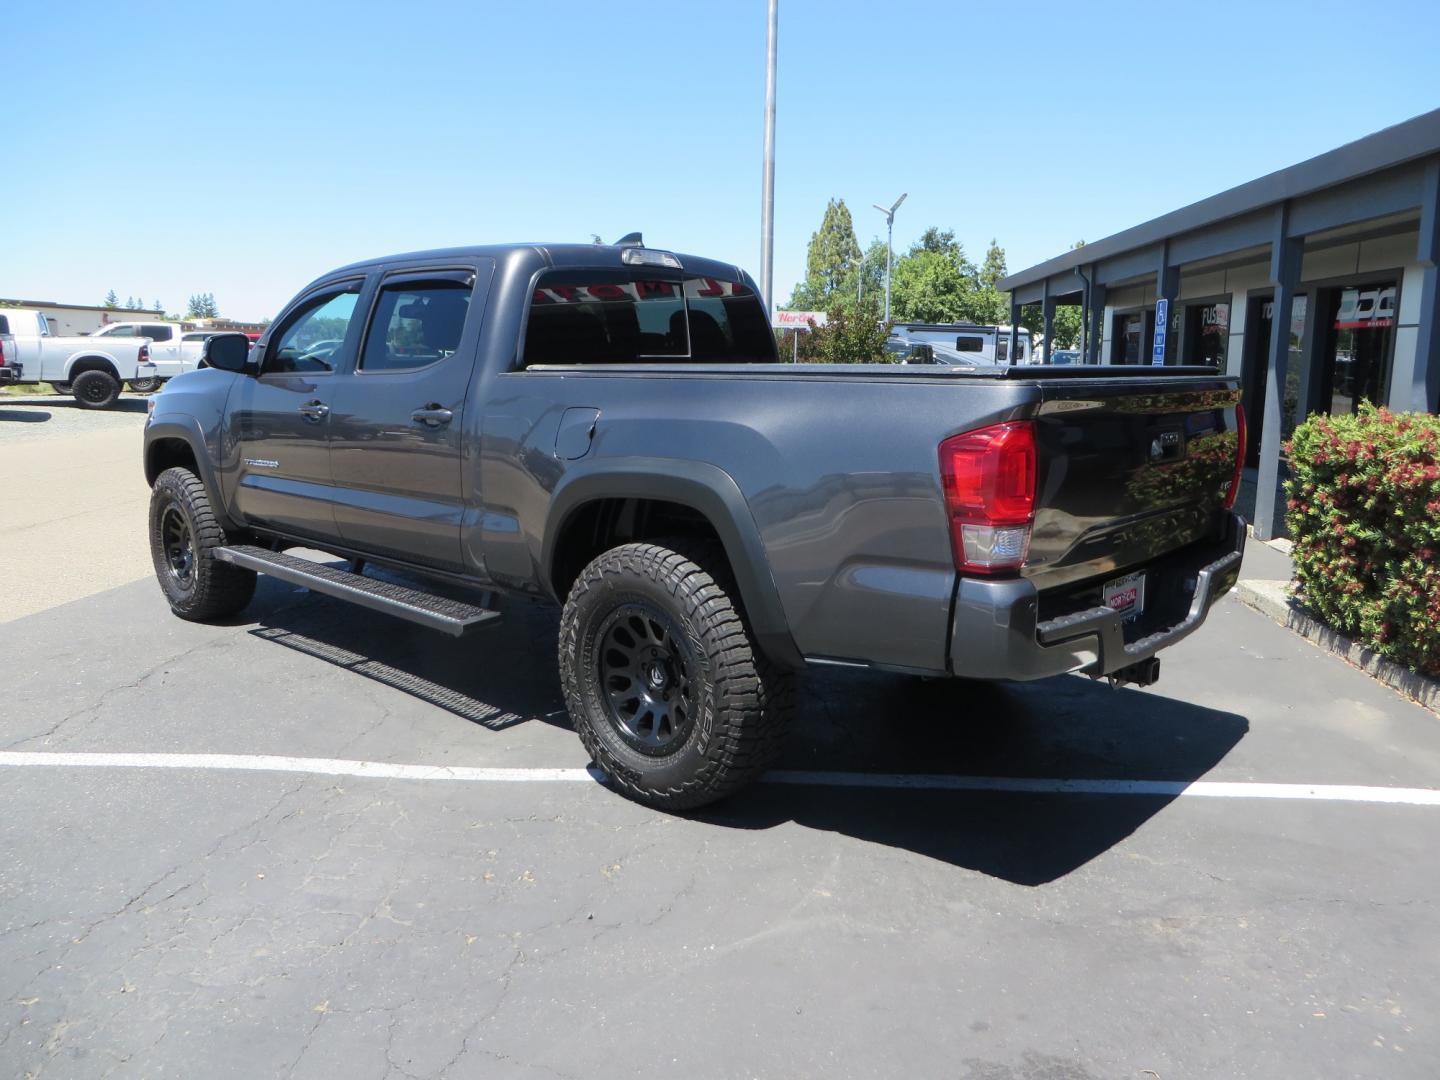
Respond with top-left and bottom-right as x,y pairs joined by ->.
1009,299 -> 1020,364
1088,278 -> 1106,363
1041,279 -> 1054,364
1389,157 -> 1440,413
1254,207 -> 1302,540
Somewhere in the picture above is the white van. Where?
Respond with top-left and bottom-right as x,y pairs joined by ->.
886,322 -> 1035,365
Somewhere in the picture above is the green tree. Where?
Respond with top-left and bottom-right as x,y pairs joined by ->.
889,229 -> 980,324
104,290 -> 119,309
979,239 -> 1007,291
186,293 -> 221,319
124,296 -> 135,309
789,198 -> 862,310
794,305 -> 890,364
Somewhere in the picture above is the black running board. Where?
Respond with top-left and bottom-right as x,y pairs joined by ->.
215,545 -> 500,637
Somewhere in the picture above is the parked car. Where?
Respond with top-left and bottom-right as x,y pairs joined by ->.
1049,349 -> 1083,365
143,240 -> 1246,809
0,308 -> 156,407
89,321 -> 225,388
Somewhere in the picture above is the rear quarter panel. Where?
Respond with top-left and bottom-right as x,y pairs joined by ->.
479,367 -> 1034,673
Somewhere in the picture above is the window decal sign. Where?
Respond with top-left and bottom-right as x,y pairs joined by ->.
1334,286 -> 1396,329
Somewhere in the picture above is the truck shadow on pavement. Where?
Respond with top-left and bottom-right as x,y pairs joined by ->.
242,575 -> 1249,886
0,396 -> 150,414
0,407 -> 53,423
699,670 -> 1250,884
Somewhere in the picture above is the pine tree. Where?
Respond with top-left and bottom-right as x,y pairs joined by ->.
979,240 -> 1007,291
125,296 -> 135,309
104,290 -> 119,309
789,198 -> 862,309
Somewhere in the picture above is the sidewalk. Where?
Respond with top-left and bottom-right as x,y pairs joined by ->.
1234,531 -> 1440,715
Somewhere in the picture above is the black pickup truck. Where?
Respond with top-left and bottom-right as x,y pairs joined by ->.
143,239 -> 1245,808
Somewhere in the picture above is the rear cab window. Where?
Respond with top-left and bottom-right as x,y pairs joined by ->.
360,273 -> 474,373
521,270 -> 776,367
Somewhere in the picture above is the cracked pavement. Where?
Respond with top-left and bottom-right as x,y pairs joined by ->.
3,408 -> 1440,1077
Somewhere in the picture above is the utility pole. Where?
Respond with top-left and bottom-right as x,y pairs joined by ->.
759,0 -> 778,316
873,193 -> 907,323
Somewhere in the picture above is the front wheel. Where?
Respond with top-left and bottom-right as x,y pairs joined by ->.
72,369 -> 121,409
559,542 -> 796,810
148,467 -> 256,621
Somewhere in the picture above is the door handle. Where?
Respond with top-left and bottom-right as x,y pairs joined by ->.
298,400 -> 329,421
411,405 -> 454,427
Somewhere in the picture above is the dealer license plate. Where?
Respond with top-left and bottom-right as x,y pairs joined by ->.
1103,571 -> 1146,621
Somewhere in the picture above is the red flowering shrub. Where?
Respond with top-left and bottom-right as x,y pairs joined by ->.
1285,404 -> 1440,676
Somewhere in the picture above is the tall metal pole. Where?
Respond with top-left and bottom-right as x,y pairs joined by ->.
873,193 -> 906,324
885,217 -> 893,323
759,0 -> 778,316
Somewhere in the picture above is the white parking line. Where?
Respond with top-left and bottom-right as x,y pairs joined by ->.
1,751 -> 1439,805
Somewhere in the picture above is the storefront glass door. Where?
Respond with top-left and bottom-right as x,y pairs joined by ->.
1319,281 -> 1396,415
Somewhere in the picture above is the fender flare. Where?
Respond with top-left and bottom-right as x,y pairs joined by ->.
143,417 -> 240,533
542,459 -> 803,670
63,352 -> 126,381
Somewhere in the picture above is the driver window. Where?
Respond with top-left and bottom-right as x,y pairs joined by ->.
264,291 -> 359,375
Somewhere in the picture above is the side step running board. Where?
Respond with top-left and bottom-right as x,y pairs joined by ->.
215,545 -> 500,637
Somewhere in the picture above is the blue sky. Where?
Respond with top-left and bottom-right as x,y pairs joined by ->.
5,0 -> 1438,320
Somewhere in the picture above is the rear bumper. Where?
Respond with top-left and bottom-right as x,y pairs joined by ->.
948,511 -> 1246,681
0,365 -> 21,384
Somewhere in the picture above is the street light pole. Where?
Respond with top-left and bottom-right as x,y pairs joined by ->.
872,193 -> 907,323
759,0 -> 778,316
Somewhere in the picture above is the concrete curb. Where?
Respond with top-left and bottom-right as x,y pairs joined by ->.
1235,579 -> 1440,717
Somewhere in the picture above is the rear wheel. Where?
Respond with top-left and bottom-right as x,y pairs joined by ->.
148,467 -> 256,620
559,541 -> 795,810
72,369 -> 121,409
129,376 -> 161,393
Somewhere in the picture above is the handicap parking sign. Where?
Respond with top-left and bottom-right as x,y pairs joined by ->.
1152,298 -> 1168,366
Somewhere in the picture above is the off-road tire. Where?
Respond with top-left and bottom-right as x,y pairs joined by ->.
148,467 -> 256,621
128,376 -> 161,393
72,369 -> 121,409
559,541 -> 796,810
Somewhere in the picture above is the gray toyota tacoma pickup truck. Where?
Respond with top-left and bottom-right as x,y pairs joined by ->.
143,239 -> 1246,808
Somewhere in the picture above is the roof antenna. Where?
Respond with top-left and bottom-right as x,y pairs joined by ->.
614,232 -> 644,248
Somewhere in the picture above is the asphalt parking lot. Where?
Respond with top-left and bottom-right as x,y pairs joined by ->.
3,401 -> 1439,1079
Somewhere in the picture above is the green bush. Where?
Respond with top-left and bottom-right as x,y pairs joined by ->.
1285,404 -> 1440,676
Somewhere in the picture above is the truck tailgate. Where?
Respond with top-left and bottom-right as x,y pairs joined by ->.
1025,374 -> 1241,590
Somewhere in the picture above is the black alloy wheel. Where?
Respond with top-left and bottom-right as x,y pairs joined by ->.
147,466 -> 257,620
558,540 -> 797,810
596,603 -> 698,754
160,504 -> 196,590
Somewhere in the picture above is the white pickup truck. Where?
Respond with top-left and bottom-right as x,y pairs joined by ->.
87,320 -> 221,387
0,308 -> 158,408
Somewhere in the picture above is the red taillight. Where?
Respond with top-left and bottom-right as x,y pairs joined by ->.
139,343 -> 150,362
939,420 -> 1037,574
1225,402 -> 1246,509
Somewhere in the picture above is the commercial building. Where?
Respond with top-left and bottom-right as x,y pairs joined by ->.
0,299 -> 164,336
998,109 -> 1440,538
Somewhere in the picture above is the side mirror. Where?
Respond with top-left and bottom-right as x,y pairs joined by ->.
200,333 -> 254,374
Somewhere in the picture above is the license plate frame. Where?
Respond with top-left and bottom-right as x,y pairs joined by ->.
1103,570 -> 1147,621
